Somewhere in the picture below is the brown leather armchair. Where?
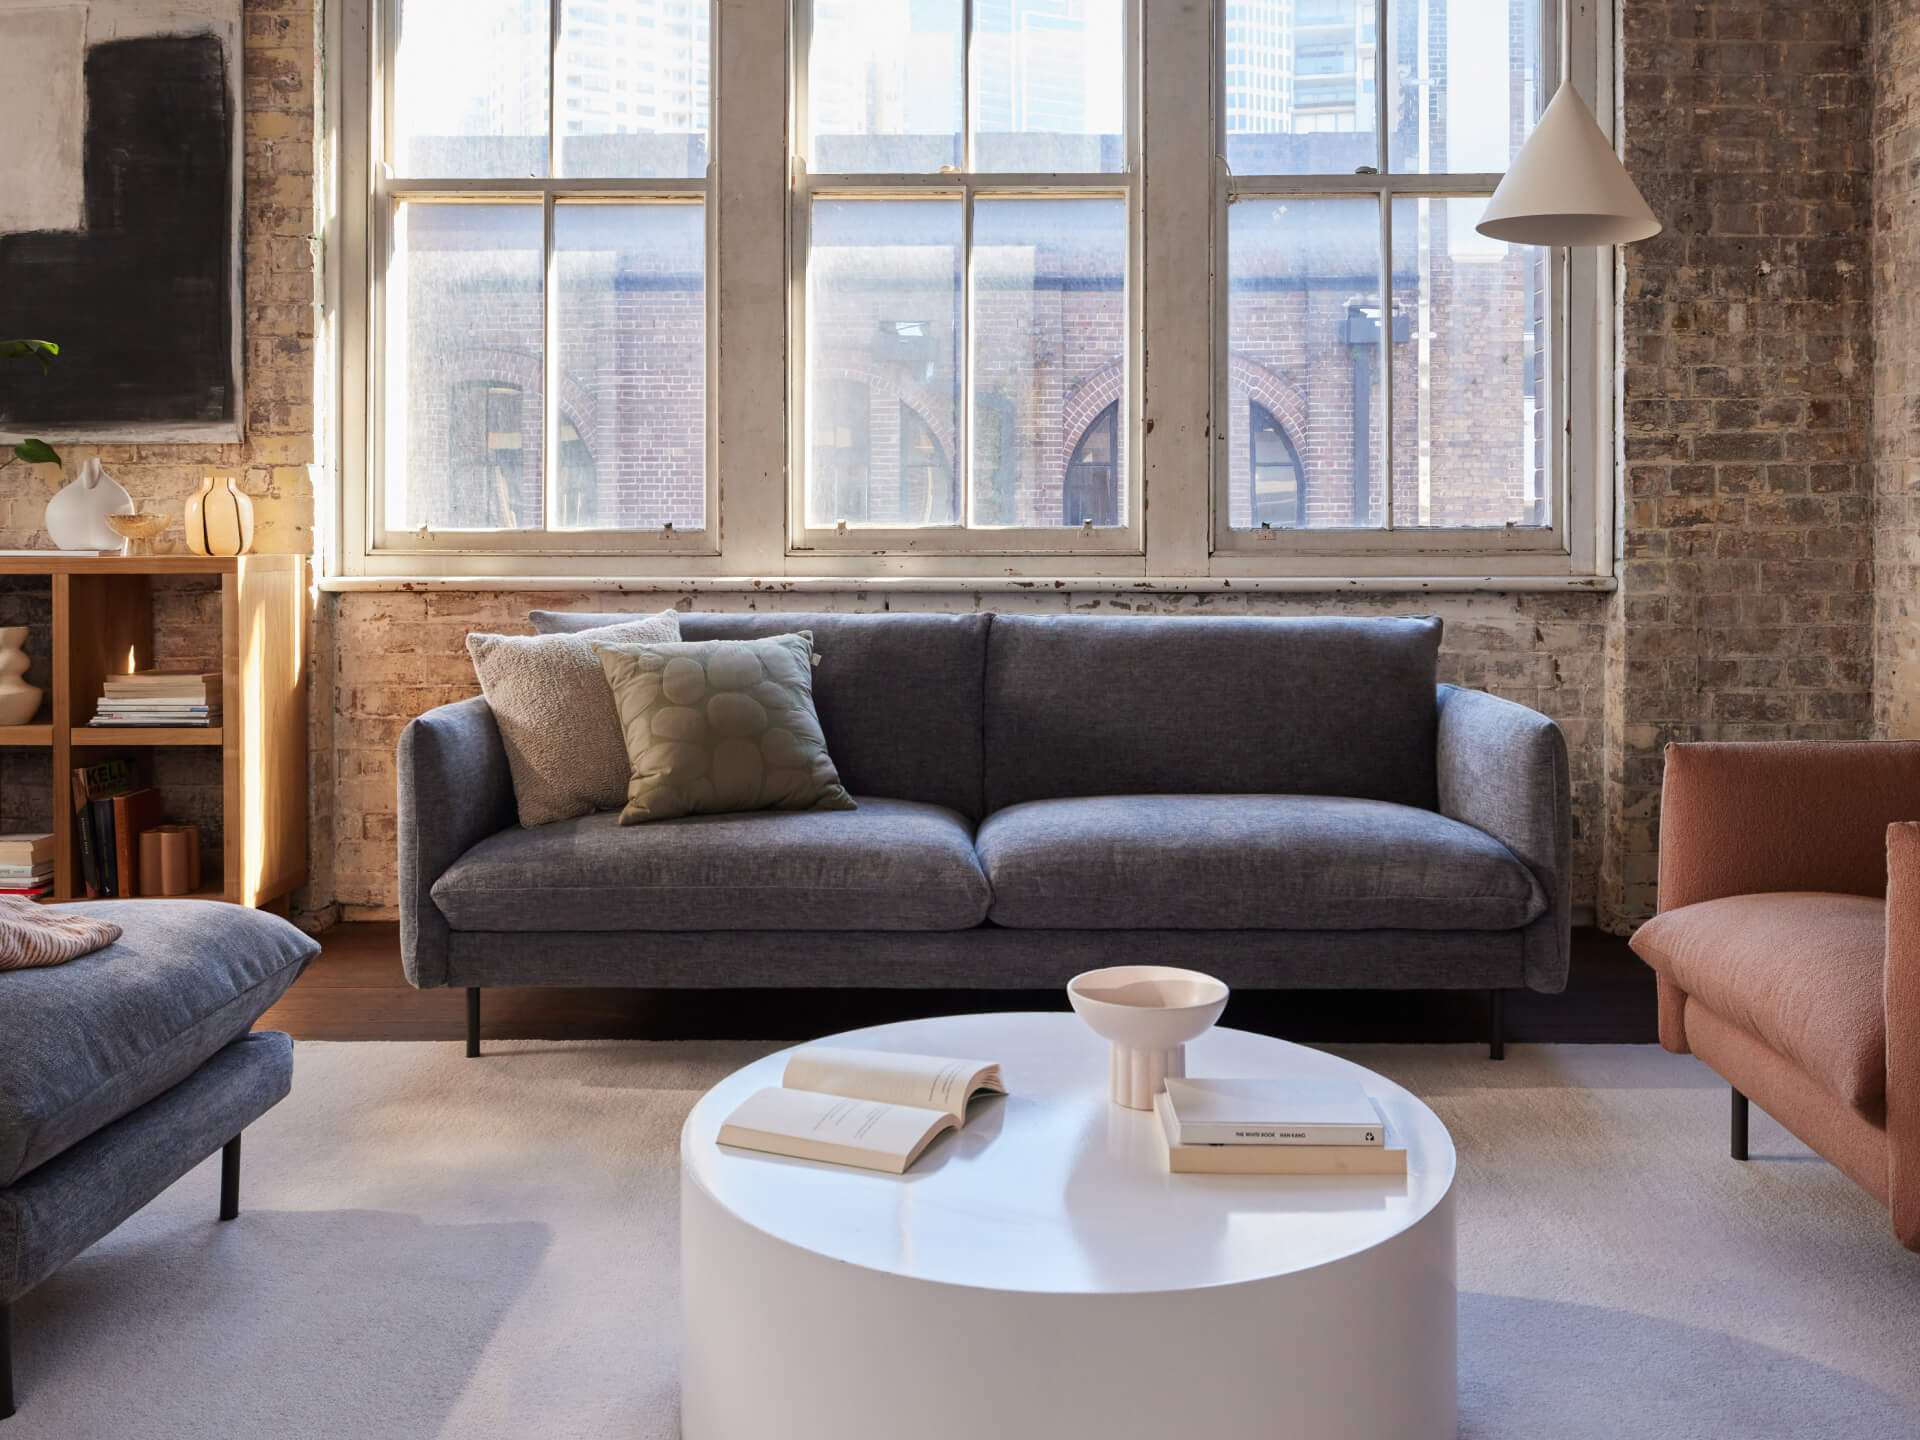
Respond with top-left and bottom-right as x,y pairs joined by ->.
1630,741 -> 1919,1252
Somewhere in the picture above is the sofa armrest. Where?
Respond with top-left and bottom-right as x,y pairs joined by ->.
397,696 -> 516,989
1435,684 -> 1571,992
1888,823 -> 1920,1250
1436,683 -> 1566,990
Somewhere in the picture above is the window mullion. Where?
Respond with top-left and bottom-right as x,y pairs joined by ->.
1379,182 -> 1393,532
960,185 -> 975,533
542,189 -> 558,537
960,0 -> 974,532
1375,0 -> 1389,174
543,0 -> 561,538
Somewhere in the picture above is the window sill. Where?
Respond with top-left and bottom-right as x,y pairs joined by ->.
318,572 -> 1618,595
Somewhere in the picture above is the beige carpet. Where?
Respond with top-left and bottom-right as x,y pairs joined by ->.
8,1040 -> 1919,1438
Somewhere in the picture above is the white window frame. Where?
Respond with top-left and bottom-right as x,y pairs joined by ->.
786,0 -> 1144,559
338,0 -> 722,575
331,0 -> 1615,584
1206,0 -> 1607,580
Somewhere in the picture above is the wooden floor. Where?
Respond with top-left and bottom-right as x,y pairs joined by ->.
260,924 -> 1658,1045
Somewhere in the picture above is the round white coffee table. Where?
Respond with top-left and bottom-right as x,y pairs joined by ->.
681,1013 -> 1455,1440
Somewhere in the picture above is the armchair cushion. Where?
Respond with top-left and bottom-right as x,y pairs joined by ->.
1631,892 -> 1887,1115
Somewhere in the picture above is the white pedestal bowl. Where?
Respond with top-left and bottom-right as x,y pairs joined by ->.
1067,965 -> 1230,1109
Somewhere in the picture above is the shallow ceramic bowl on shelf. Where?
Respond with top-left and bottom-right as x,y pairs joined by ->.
1067,965 -> 1231,1110
105,512 -> 170,556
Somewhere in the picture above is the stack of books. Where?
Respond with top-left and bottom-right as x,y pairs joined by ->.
1153,1076 -> 1407,1175
91,670 -> 222,728
0,832 -> 55,899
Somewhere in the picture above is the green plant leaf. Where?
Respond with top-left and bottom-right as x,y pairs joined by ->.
12,440 -> 60,466
0,339 -> 59,374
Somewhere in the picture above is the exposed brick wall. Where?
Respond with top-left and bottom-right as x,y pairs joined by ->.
1605,0 -> 1877,926
1876,0 -> 1920,734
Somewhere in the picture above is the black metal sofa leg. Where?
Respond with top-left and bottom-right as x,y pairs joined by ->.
467,988 -> 482,1058
1731,1087 -> 1749,1161
220,1135 -> 242,1222
2,1299 -> 14,1420
1489,989 -> 1506,1061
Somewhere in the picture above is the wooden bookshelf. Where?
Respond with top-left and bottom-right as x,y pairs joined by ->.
0,554 -> 307,908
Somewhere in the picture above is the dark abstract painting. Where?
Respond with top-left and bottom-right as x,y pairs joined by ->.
0,3 -> 242,440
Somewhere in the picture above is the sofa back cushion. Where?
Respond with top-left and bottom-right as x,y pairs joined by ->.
532,611 -> 990,818
982,614 -> 1443,812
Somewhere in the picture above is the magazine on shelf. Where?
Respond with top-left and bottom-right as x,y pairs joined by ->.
717,1046 -> 1005,1174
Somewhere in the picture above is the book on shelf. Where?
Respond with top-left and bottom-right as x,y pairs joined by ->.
71,761 -> 137,898
0,833 -> 54,869
717,1046 -> 1006,1175
1152,1091 -> 1408,1176
94,670 -> 222,727
1160,1077 -> 1387,1148
90,712 -> 216,727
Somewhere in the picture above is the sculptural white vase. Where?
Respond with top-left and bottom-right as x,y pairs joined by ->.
1068,965 -> 1231,1110
184,475 -> 255,556
43,458 -> 134,551
0,626 -> 44,726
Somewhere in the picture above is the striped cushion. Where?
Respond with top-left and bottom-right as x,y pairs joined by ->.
0,897 -> 121,970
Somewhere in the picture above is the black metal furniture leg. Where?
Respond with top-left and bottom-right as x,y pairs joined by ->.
219,1135 -> 242,1221
1489,989 -> 1506,1061
467,988 -> 482,1058
1731,1087 -> 1749,1161
3,1299 -> 15,1420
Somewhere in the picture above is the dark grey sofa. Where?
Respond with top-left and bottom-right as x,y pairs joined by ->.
399,613 -> 1570,1058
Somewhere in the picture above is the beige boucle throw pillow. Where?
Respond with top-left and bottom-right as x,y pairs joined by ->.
468,611 -> 682,827
592,632 -> 856,823
0,898 -> 121,971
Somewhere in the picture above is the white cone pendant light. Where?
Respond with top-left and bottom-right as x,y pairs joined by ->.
1477,81 -> 1660,246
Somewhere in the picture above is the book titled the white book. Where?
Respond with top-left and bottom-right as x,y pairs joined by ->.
716,1046 -> 1005,1174
1162,1076 -> 1386,1147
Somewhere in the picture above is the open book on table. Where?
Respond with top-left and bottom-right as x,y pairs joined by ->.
717,1046 -> 1005,1174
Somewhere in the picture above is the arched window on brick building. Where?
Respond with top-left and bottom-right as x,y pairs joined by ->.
899,402 -> 957,525
555,413 -> 599,528
811,377 -> 872,524
1065,402 -> 1120,527
449,380 -> 528,530
1248,401 -> 1304,529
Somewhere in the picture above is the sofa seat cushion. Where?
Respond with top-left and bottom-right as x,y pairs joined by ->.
432,798 -> 991,933
1631,893 -> 1887,1115
975,794 -> 1546,932
0,900 -> 319,1187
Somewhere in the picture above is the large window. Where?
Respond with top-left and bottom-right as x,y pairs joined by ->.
371,0 -> 712,554
793,0 -> 1136,553
1218,0 -> 1563,555
338,0 -> 1610,580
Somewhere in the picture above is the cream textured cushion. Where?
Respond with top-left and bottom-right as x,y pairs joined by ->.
468,611 -> 682,827
592,633 -> 856,823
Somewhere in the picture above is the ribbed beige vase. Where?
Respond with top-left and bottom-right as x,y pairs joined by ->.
185,476 -> 255,556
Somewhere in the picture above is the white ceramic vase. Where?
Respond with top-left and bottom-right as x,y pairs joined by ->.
43,458 -> 134,551
184,476 -> 255,556
1068,965 -> 1231,1110
0,626 -> 43,726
